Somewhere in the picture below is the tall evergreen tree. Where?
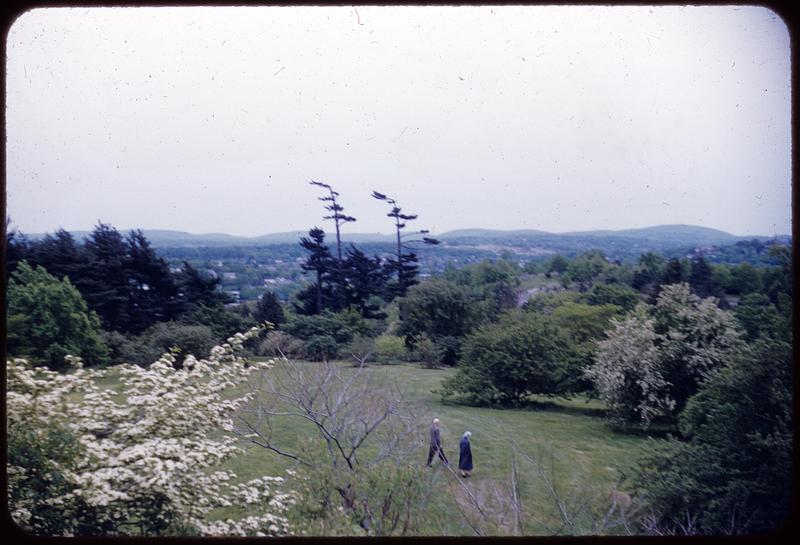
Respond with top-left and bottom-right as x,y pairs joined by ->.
309,180 -> 356,263
27,228 -> 86,282
5,218 -> 30,278
174,261 -> 230,313
342,245 -> 388,319
78,223 -> 131,332
371,191 -> 439,300
294,228 -> 338,315
124,230 -> 182,333
254,290 -> 286,326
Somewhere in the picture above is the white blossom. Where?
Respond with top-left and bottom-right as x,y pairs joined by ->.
7,327 -> 295,537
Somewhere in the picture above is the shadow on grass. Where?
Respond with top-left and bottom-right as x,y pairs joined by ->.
439,395 -> 676,438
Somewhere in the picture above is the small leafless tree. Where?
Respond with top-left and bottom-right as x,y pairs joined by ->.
444,434 -> 645,536
233,356 -> 436,535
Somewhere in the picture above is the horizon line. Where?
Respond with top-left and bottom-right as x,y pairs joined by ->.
15,222 -> 792,240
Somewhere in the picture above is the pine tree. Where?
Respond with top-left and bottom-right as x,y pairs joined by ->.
124,230 -> 182,333
371,191 -> 439,300
5,218 -> 30,278
342,245 -> 388,319
295,228 -> 337,315
309,180 -> 356,263
254,290 -> 286,326
27,228 -> 85,282
175,261 -> 230,313
78,222 -> 131,332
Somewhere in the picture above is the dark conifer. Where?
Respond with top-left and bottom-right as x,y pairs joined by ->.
370,191 -> 439,299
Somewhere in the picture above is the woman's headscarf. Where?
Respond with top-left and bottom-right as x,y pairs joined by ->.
463,431 -> 472,439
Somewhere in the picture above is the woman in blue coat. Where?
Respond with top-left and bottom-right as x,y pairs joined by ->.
459,431 -> 473,477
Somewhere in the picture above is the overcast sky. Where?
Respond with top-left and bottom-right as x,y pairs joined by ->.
5,5 -> 791,237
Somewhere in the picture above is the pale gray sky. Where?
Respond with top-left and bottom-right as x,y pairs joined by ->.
5,5 -> 791,237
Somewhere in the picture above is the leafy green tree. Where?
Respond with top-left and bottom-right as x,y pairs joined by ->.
634,335 -> 792,534
564,250 -> 607,291
283,310 -> 368,346
7,261 -> 109,369
551,302 -> 621,345
8,419 -> 86,535
181,303 -> 253,343
304,335 -> 340,362
440,310 -> 582,405
397,279 -> 484,364
121,321 -> 219,367
660,258 -> 684,287
632,252 -> 666,299
688,256 -> 713,298
546,254 -> 569,277
761,244 -> 792,309
373,334 -> 407,363
733,293 -> 783,342
523,290 -> 581,314
710,264 -> 733,297
728,262 -> 762,296
550,302 -> 621,393
444,259 -> 520,320
583,283 -> 640,312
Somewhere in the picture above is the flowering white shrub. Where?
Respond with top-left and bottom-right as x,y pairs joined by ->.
7,327 -> 295,536
586,284 -> 742,428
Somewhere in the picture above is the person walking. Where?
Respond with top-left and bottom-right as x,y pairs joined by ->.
426,417 -> 449,467
459,431 -> 473,477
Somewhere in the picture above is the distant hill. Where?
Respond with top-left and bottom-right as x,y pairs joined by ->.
25,225 -> 787,257
562,224 -> 739,246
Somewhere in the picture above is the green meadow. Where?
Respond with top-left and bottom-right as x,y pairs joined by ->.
206,359 -> 659,536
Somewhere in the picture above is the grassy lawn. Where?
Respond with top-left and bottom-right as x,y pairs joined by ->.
212,359 -> 659,535
79,357 -> 660,535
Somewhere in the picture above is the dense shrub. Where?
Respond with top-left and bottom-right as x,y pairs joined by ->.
634,335 -> 792,534
373,334 -> 407,363
122,321 -> 218,367
283,310 -> 368,345
343,335 -> 376,365
305,335 -> 339,362
183,303 -> 254,342
412,334 -> 443,368
440,310 -> 582,405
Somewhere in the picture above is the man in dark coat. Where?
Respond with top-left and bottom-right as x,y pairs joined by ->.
459,431 -> 473,477
426,417 -> 449,467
